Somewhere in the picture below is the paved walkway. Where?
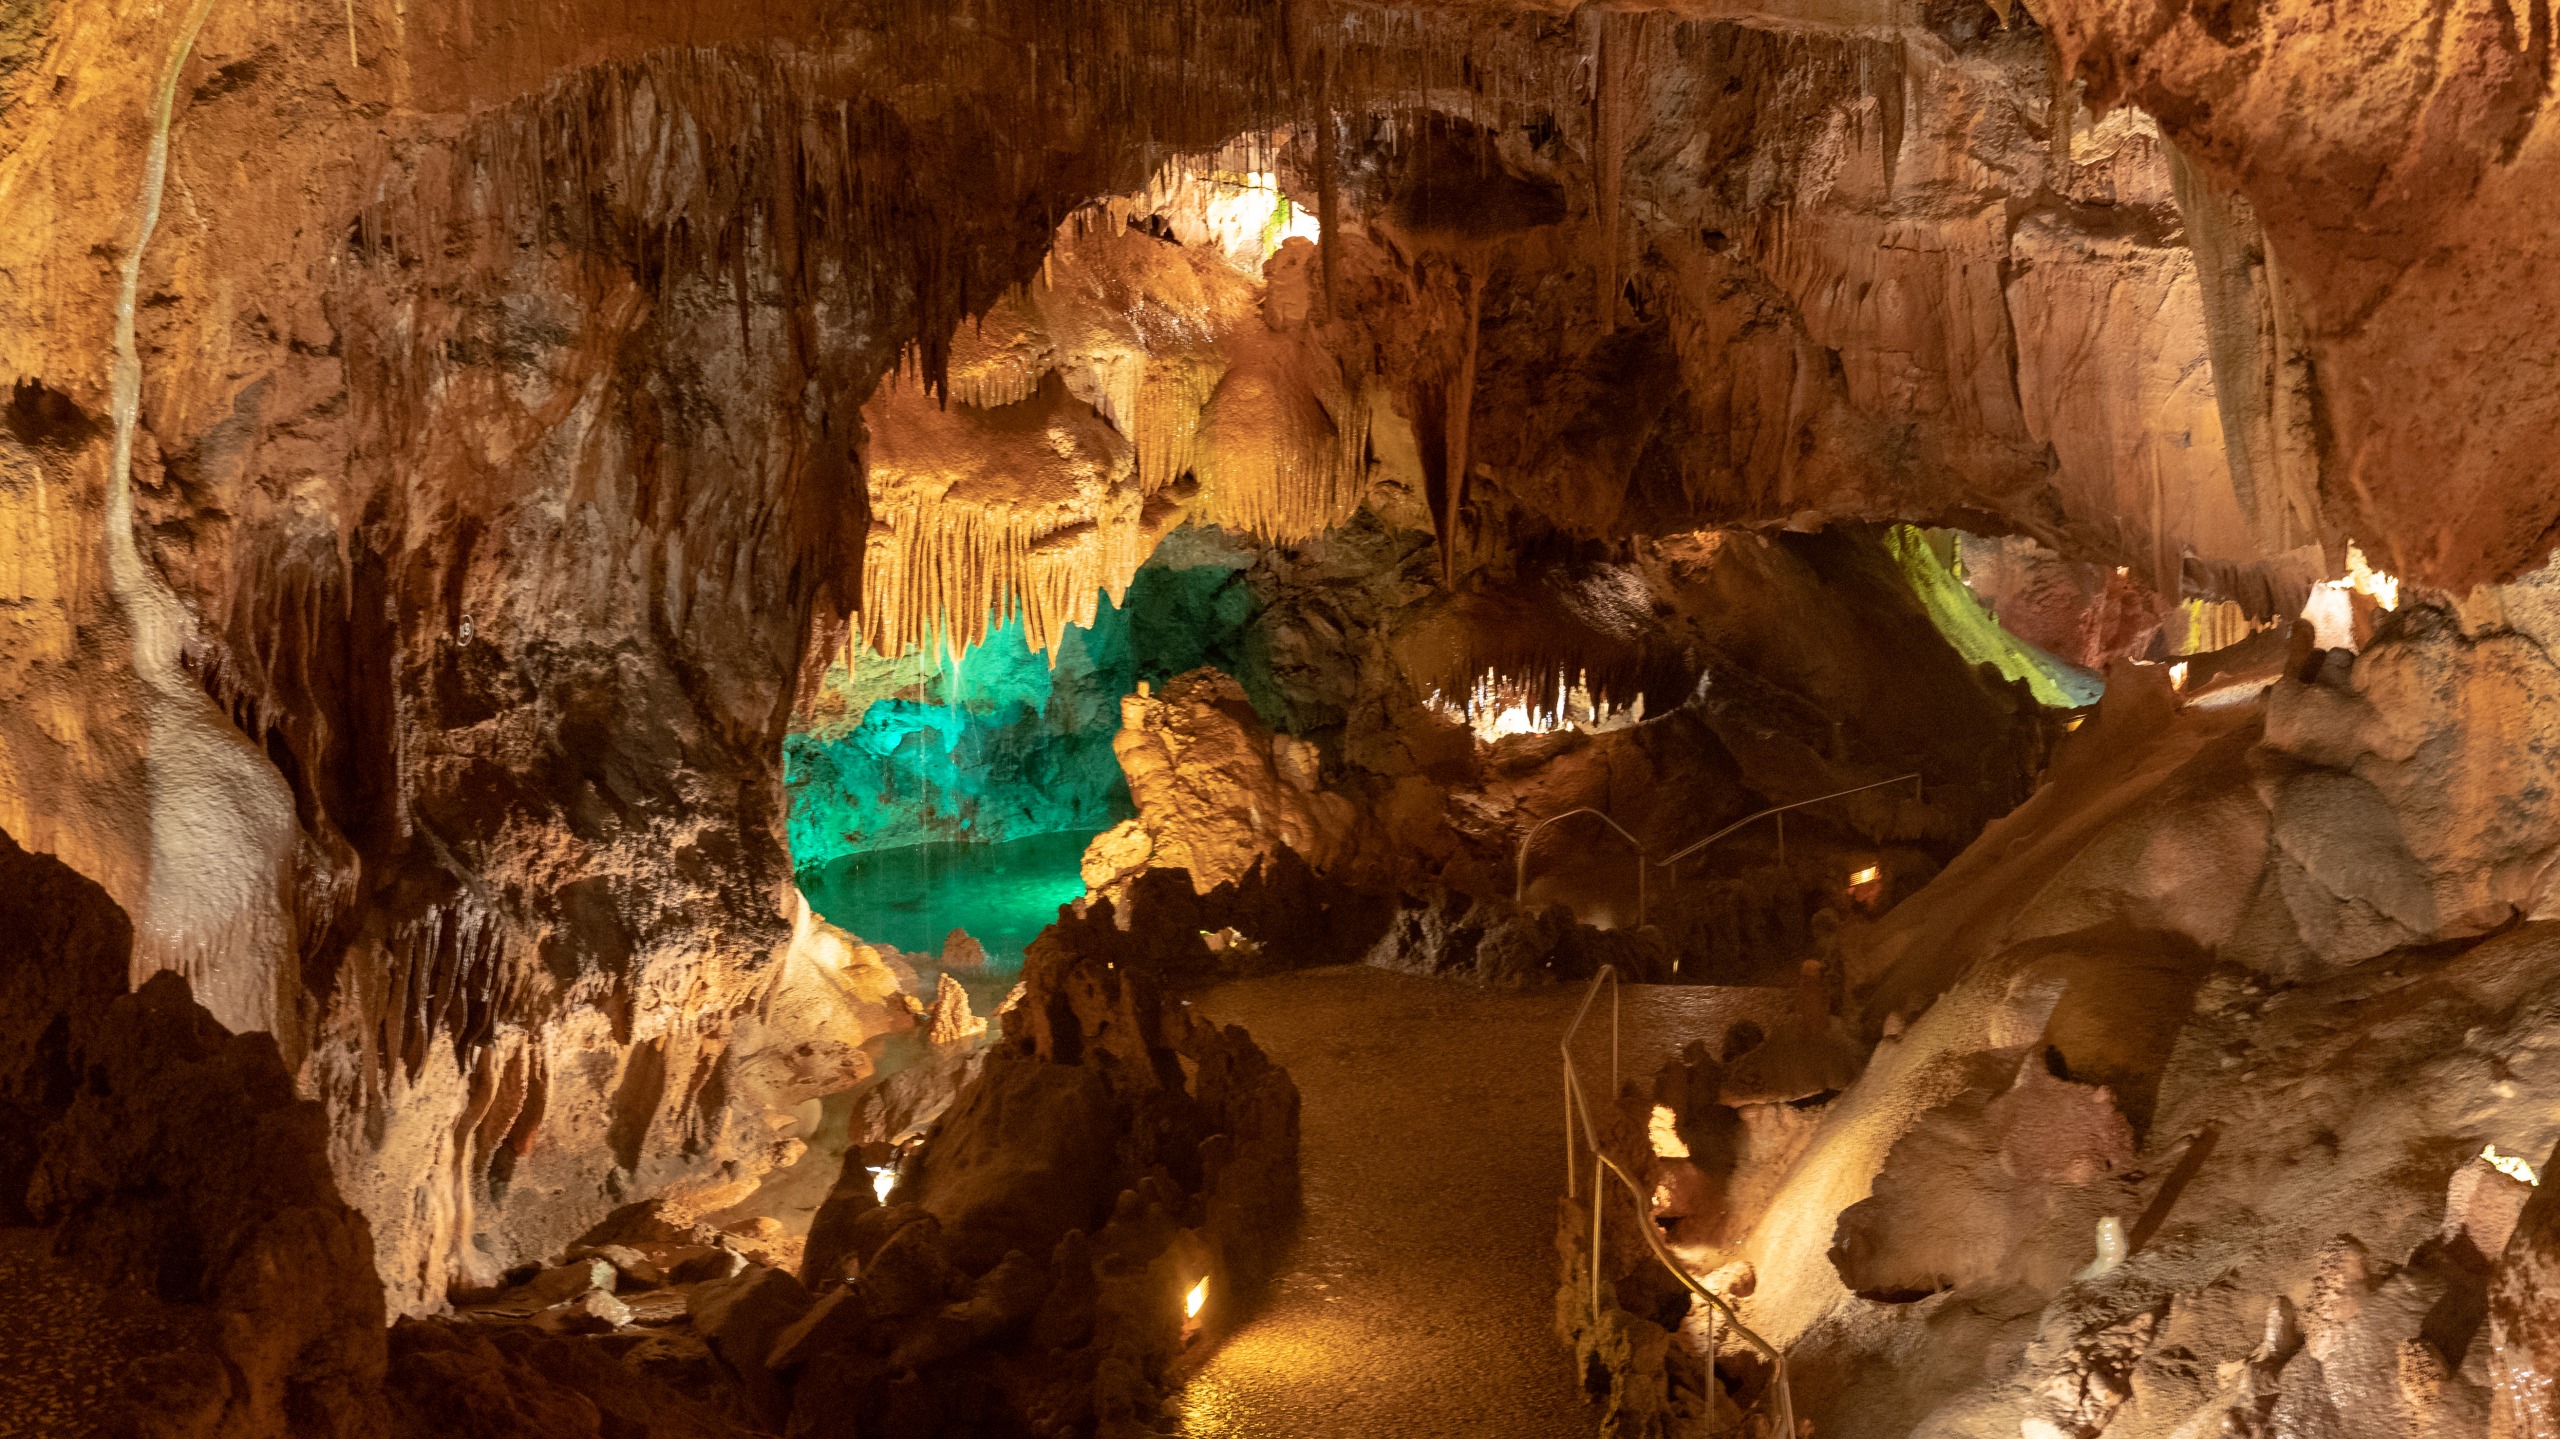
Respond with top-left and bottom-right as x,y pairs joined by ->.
1175,966 -> 1786,1439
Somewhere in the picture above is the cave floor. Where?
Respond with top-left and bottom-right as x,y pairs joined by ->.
0,1229 -> 195,1438
1175,965 -> 1789,1439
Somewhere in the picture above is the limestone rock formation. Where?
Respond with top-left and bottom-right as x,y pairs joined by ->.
19,0 -> 2560,1436
1660,569 -> 2560,1438
1828,1050 -> 2136,1300
2497,1168 -> 2560,1439
0,0 -> 2405,1321
0,826 -> 391,1437
1104,668 -> 1361,896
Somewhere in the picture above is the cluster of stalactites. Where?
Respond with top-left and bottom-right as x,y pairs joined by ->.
856,499 -> 1146,666
1425,667 -> 1645,743
1191,364 -> 1374,544
857,144 -> 1372,664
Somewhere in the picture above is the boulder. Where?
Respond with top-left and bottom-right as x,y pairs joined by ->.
801,1162 -> 885,1288
538,1287 -> 633,1334
585,1244 -> 669,1289
905,1053 -> 1123,1273
858,1219 -> 966,1319
688,1266 -> 812,1427
516,1258 -> 616,1307
766,1287 -> 874,1371
1829,1049 -> 2136,1299
0,829 -> 391,1436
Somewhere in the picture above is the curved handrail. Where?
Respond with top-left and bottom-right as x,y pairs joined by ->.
1562,965 -> 1797,1439
1515,806 -> 1652,928
1656,772 -> 1923,871
1514,775 -> 1925,935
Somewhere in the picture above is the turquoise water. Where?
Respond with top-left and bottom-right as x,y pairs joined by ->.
785,534 -> 1275,966
794,831 -> 1099,970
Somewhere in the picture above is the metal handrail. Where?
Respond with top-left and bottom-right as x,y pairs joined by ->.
1562,965 -> 1797,1439
1655,773 -> 1923,870
1516,806 -> 1652,928
1514,774 -> 1925,931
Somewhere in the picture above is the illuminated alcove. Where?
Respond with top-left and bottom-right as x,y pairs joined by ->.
785,528 -> 1275,969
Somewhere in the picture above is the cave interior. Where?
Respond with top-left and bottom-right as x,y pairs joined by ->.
8,1 -> 2560,1436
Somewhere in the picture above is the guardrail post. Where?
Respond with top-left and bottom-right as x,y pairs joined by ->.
1590,1152 -> 1605,1318
1562,962 -> 1796,1439
1563,1056 -> 1576,1200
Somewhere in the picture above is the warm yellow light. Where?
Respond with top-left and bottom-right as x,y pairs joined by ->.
871,1166 -> 896,1204
2485,1145 -> 2541,1186
2168,662 -> 2189,692
1848,865 -> 1880,887
1425,668 -> 1642,742
1647,1104 -> 1689,1160
1185,1277 -> 1209,1319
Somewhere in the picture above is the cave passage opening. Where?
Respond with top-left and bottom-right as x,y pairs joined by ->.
786,528 -> 1273,974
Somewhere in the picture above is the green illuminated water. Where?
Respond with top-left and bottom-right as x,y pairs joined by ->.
794,830 -> 1097,971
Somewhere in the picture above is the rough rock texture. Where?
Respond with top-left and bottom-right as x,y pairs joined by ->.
2492,1146 -> 2560,1439
693,896 -> 1303,1438
0,824 -> 391,1437
384,1319 -> 762,1439
0,0 -> 1292,1313
1364,887 -> 1679,984
16,0 -> 2560,1435
0,0 -> 2424,1318
1581,565 -> 2560,1439
1101,668 -> 1361,897
1827,1050 -> 2136,1300
1084,521 -> 2060,993
2043,0 -> 2560,588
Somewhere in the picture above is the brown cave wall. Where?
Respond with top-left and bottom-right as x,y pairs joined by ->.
0,0 -> 2513,1326
2040,0 -> 2560,590
1293,4 -> 2297,605
1071,515 -> 2062,990
0,0 -> 1301,1313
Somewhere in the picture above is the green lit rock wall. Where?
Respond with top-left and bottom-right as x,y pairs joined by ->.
1888,525 -> 2105,709
783,535 -> 1272,874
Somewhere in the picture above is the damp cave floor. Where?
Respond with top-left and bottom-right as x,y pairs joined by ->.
1174,965 -> 1788,1439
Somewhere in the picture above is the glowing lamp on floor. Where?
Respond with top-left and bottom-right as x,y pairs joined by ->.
1846,862 -> 1885,912
1180,1274 -> 1211,1345
1168,1229 -> 1215,1346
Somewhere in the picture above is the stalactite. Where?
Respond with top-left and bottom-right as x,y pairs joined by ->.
1195,348 -> 1373,543
857,496 -> 1152,665
1314,59 -> 1339,315
1443,264 -> 1484,590
855,138 -> 1377,660
1592,13 -> 1624,334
